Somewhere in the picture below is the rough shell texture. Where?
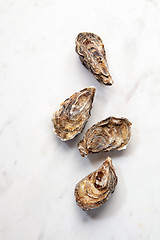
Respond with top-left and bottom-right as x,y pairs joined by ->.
75,32 -> 113,85
74,157 -> 117,210
52,87 -> 96,141
78,116 -> 132,157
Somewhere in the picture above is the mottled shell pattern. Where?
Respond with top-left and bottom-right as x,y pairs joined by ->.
52,87 -> 96,141
74,157 -> 118,210
75,32 -> 113,85
78,117 -> 132,157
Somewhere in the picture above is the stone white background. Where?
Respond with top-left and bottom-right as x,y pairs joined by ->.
0,0 -> 160,239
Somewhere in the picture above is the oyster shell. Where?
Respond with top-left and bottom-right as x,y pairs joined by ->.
75,32 -> 113,85
78,117 -> 132,157
52,87 -> 96,141
74,157 -> 118,210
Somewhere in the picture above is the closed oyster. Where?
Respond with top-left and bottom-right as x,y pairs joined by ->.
52,87 -> 96,141
75,32 -> 113,85
78,117 -> 132,157
74,157 -> 117,210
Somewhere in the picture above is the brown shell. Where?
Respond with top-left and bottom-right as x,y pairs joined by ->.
74,157 -> 118,210
78,116 -> 132,157
75,32 -> 113,85
52,87 -> 96,141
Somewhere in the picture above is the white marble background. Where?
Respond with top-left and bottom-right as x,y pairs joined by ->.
0,0 -> 160,239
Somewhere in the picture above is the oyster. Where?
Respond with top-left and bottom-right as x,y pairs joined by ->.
52,87 -> 96,141
78,117 -> 132,157
75,32 -> 113,85
74,157 -> 118,210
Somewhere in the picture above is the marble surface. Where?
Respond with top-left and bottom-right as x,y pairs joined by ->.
0,0 -> 160,239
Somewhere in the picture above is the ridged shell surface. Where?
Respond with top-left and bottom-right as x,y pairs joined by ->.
78,116 -> 132,156
74,157 -> 118,210
76,32 -> 113,85
52,87 -> 96,141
